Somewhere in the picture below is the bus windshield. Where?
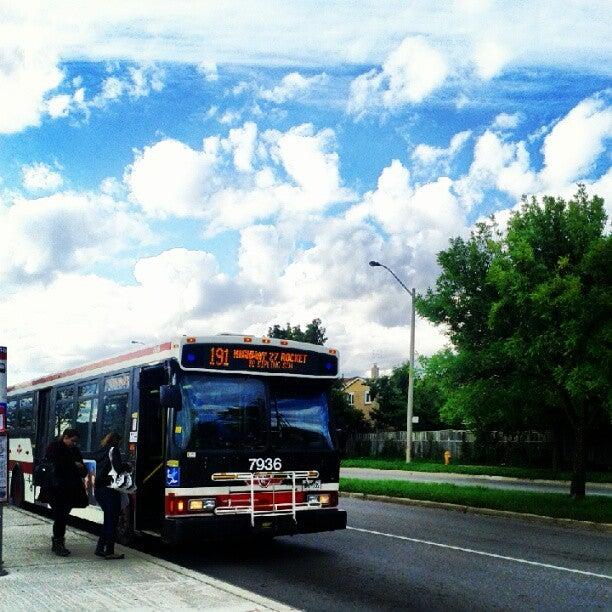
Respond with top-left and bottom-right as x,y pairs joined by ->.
270,380 -> 333,450
174,373 -> 333,452
177,374 -> 267,451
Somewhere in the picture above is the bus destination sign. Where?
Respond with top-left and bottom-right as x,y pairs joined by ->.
181,343 -> 338,377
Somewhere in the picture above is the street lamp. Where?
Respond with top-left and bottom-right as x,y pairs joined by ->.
369,260 -> 416,463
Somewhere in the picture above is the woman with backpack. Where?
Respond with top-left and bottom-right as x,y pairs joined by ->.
93,432 -> 132,559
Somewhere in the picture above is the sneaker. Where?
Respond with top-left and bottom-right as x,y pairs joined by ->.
104,552 -> 125,560
95,549 -> 106,558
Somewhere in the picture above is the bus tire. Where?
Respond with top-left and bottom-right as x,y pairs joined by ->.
10,468 -> 25,508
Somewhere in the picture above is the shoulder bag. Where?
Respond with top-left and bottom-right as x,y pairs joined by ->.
107,447 -> 136,493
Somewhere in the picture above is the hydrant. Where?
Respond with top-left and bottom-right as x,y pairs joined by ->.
443,450 -> 452,465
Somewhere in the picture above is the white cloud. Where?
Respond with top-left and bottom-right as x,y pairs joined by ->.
347,159 -> 412,232
412,130 -> 471,170
0,41 -> 64,133
227,122 -> 257,172
273,124 -> 348,211
491,112 -> 521,130
45,87 -> 87,119
347,159 -> 467,268
455,129 -> 538,207
39,64 -> 165,125
473,40 -> 509,79
45,93 -> 72,118
21,163 -> 63,192
540,94 -> 612,189
219,109 -> 242,125
125,138 -> 221,218
99,176 -> 125,197
260,72 -> 326,104
0,191 -> 150,283
92,64 -> 165,108
0,244 -> 263,381
348,37 -> 448,115
5,3 -> 609,74
232,81 -> 251,96
238,225 -> 292,285
125,122 -> 352,231
197,61 -> 218,82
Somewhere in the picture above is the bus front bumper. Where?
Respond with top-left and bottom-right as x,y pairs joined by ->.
162,508 -> 347,544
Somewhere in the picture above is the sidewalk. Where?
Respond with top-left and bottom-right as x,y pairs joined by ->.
0,507 -> 291,611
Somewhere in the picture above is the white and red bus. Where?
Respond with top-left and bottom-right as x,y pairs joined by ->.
7,335 -> 346,543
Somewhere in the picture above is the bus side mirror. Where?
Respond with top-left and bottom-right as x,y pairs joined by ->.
160,385 -> 182,411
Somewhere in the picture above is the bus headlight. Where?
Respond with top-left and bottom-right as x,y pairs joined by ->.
189,498 -> 216,511
307,493 -> 332,506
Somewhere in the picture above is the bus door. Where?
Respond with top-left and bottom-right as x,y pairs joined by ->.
135,364 -> 168,533
34,388 -> 52,463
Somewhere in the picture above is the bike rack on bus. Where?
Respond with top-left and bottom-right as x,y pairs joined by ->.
211,470 -> 321,527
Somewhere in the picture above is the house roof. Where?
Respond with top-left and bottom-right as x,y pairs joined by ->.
342,376 -> 367,389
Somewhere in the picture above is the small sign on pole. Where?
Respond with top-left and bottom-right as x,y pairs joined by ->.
0,345 -> 7,576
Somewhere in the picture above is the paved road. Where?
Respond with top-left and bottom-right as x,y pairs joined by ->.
150,498 -> 611,611
341,467 -> 612,496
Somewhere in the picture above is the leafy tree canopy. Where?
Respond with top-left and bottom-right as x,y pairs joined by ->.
369,352 -> 453,431
267,318 -> 328,345
417,186 -> 611,497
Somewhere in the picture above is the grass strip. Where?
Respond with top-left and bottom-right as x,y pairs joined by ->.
340,477 -> 612,523
341,458 -> 612,483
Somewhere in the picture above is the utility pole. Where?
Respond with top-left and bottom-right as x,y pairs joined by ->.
406,288 -> 415,463
369,261 -> 416,463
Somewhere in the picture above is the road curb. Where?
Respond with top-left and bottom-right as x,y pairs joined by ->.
12,506 -> 293,611
340,491 -> 612,532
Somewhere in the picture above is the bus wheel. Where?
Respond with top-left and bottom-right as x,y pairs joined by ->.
116,499 -> 134,545
10,469 -> 25,507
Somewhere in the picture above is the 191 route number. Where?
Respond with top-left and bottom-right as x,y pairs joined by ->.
249,457 -> 282,471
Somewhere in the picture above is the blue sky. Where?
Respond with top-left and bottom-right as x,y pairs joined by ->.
1,2 -> 610,381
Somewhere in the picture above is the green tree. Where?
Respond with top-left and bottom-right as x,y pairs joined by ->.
417,187 -> 611,497
369,353 -> 451,431
267,318 -> 328,345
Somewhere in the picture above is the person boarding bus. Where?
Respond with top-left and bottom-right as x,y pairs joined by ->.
93,432 -> 132,559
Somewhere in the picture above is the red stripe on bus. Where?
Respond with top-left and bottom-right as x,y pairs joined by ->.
8,342 -> 173,391
8,460 -> 33,474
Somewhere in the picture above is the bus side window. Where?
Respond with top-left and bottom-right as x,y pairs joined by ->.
18,395 -> 34,433
96,393 -> 129,449
55,400 -> 76,437
76,381 -> 100,451
7,399 -> 17,431
76,398 -> 98,451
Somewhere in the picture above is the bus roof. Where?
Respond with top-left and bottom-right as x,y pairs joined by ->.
8,335 -> 339,393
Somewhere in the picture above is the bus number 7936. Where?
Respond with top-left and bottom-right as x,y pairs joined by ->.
249,457 -> 282,471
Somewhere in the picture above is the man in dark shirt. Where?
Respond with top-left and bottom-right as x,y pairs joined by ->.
43,428 -> 88,556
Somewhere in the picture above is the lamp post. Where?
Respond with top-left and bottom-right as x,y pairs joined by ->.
369,261 -> 416,463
